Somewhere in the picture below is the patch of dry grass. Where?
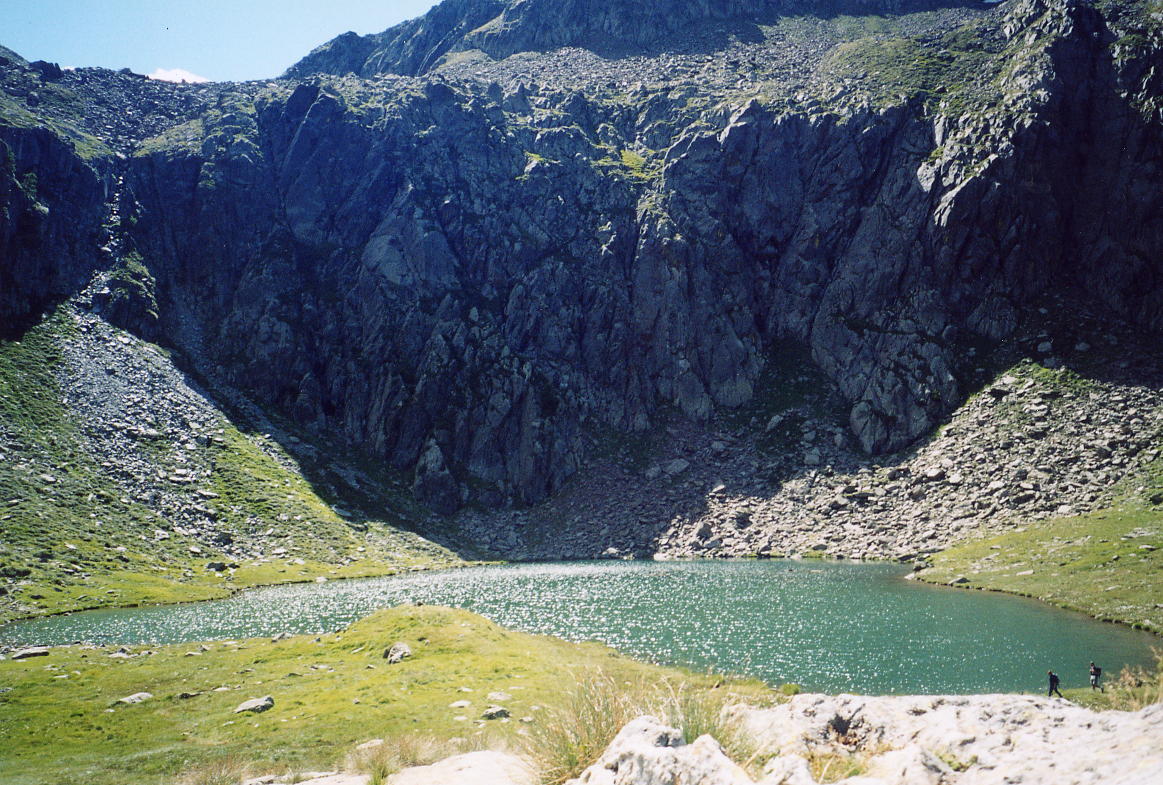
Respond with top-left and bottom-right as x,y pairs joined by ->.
521,669 -> 770,784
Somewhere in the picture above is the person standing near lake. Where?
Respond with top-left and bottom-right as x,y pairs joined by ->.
1089,661 -> 1103,692
1048,670 -> 1064,697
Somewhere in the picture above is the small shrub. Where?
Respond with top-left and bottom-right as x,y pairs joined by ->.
175,756 -> 249,785
655,685 -> 762,776
1106,647 -> 1163,711
935,750 -> 978,772
347,735 -> 448,785
807,750 -> 866,782
523,670 -> 758,784
522,670 -> 646,785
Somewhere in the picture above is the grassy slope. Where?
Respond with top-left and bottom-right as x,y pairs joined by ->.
0,312 -> 462,625
918,508 -> 1163,632
0,605 -> 772,785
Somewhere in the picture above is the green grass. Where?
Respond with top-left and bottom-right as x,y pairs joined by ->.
347,734 -> 455,785
918,508 -> 1163,632
0,83 -> 113,161
135,119 -> 205,157
0,606 -> 774,785
103,252 -> 159,322
590,148 -> 658,183
815,28 -> 998,114
618,149 -> 651,181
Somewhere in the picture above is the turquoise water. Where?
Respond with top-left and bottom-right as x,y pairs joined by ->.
2,560 -> 1156,694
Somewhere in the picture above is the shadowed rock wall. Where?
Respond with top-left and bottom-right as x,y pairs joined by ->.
119,0 -> 1163,512
0,127 -> 105,334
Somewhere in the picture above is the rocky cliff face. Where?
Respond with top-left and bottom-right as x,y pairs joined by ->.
2,0 -> 1162,519
0,124 -> 104,334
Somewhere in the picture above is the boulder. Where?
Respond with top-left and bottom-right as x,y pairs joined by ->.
11,646 -> 50,660
234,695 -> 274,714
565,715 -> 752,784
118,692 -> 153,705
247,774 -> 362,785
735,692 -> 1163,785
482,705 -> 510,720
384,642 -> 412,664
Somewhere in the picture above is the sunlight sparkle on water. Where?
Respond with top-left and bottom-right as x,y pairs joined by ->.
2,560 -> 1156,694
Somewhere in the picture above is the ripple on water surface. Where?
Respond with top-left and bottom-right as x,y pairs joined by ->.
2,560 -> 1156,694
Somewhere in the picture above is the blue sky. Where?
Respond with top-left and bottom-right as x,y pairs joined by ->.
0,0 -> 440,82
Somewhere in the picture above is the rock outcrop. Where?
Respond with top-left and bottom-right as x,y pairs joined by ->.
0,125 -> 104,334
733,693 -> 1163,784
556,698 -> 1163,784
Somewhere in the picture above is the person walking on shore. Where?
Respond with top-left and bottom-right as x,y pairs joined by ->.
1048,670 -> 1064,698
1089,662 -> 1103,692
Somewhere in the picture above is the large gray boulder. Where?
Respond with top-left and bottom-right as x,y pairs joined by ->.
117,692 -> 153,705
11,646 -> 50,660
411,440 -> 462,515
383,642 -> 412,664
234,695 -> 275,714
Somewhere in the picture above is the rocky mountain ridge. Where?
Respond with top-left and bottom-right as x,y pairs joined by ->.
286,0 -> 984,78
2,0 -> 1162,545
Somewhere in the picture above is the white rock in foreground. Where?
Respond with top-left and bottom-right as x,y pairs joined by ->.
566,715 -> 752,784
733,693 -> 1163,785
388,750 -> 532,785
557,695 -> 1163,785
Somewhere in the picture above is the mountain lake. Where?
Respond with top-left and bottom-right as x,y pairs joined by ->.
2,559 -> 1157,694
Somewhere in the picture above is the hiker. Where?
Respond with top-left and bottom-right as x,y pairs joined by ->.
1089,661 -> 1103,692
1048,670 -> 1064,698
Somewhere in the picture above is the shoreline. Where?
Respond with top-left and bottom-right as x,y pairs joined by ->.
0,558 -> 487,637
914,570 -> 1163,637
